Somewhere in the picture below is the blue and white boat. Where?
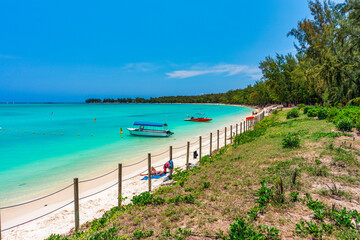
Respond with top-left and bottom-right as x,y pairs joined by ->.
127,121 -> 174,137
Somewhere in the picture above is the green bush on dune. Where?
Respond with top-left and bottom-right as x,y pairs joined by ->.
316,108 -> 328,120
307,108 -> 318,118
336,118 -> 354,132
287,108 -> 300,119
303,106 -> 313,114
282,133 -> 301,148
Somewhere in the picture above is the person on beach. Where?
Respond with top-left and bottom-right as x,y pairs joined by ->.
140,166 -> 162,176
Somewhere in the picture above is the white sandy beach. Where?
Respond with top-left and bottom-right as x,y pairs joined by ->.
1,106 -> 276,240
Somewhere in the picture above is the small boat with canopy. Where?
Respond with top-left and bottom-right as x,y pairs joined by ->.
127,121 -> 174,137
184,113 -> 212,122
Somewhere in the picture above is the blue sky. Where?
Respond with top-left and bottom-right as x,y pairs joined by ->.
0,0 -> 323,102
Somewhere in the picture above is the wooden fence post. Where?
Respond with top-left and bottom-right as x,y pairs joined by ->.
74,178 -> 79,232
240,122 -> 242,134
230,125 -> 233,144
118,163 -> 122,207
236,124 -> 238,136
210,132 -> 212,156
225,127 -> 227,146
186,141 -> 190,170
217,130 -> 219,150
170,146 -> 172,160
148,153 -> 151,192
199,136 -> 202,160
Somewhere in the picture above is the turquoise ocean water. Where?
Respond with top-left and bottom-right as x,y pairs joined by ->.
0,103 -> 252,205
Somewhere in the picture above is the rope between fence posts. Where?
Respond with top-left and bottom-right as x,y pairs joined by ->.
123,173 -> 140,182
202,142 -> 210,147
191,139 -> 199,144
173,153 -> 187,159
0,183 -> 74,210
79,182 -> 119,201
1,200 -> 74,232
79,168 -> 118,183
123,157 -> 147,168
173,144 -> 187,150
152,149 -> 169,157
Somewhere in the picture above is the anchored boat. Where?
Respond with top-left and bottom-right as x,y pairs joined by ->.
127,121 -> 174,137
184,113 -> 212,122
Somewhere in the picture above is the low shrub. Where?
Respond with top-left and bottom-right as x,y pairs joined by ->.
202,182 -> 210,189
282,133 -> 300,148
295,221 -> 332,239
289,192 -> 299,202
336,118 -> 354,132
132,229 -> 153,239
167,194 -> 195,204
287,108 -> 300,119
225,218 -> 279,240
307,108 -> 318,117
303,106 -> 313,114
331,207 -> 358,228
131,192 -> 165,206
326,107 -> 339,121
316,108 -> 328,120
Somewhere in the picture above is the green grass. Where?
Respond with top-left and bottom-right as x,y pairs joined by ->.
46,108 -> 360,240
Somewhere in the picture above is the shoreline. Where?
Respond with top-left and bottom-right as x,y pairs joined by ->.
1,105 -> 277,240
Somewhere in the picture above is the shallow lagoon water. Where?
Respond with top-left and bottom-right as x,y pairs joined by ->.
0,103 -> 252,205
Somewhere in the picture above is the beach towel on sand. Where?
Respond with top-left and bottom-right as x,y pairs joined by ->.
141,173 -> 166,180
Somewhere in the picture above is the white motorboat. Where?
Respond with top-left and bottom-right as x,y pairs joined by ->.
127,121 -> 174,137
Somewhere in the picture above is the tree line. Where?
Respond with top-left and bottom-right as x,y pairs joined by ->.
86,0 -> 360,106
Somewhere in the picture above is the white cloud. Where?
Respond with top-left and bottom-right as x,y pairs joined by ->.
166,64 -> 261,80
122,62 -> 158,72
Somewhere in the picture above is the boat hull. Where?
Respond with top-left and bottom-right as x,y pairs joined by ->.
184,118 -> 212,122
127,128 -> 173,137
